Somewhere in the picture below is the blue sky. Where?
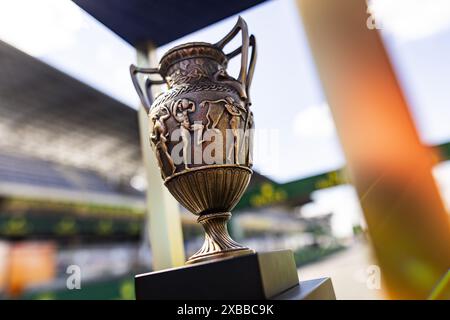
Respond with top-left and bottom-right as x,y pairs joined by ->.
1,0 -> 449,237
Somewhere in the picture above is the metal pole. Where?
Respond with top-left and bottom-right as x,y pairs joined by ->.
296,0 -> 450,299
136,43 -> 185,270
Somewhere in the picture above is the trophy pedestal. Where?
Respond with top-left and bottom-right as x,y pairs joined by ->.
135,250 -> 335,300
273,277 -> 336,300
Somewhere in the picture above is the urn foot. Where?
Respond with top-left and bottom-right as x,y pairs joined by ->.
186,212 -> 254,265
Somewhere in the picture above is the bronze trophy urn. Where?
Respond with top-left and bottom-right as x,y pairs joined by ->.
130,17 -> 256,265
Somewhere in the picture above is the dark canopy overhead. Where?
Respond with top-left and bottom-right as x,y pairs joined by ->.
72,0 -> 268,47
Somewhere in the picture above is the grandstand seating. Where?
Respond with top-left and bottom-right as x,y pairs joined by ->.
0,150 -> 134,195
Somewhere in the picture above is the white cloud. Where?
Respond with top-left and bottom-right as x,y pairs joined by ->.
369,0 -> 450,42
293,102 -> 336,139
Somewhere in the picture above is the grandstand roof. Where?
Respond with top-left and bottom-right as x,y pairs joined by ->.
0,40 -> 142,182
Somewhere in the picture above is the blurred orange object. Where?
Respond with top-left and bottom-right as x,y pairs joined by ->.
0,241 -> 10,293
7,241 -> 56,297
297,0 -> 450,299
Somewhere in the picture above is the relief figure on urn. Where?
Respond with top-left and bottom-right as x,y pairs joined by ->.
171,98 -> 196,170
150,105 -> 175,178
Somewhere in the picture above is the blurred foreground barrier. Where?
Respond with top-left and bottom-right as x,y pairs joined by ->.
296,0 -> 450,299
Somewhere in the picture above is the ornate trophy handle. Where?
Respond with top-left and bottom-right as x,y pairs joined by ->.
225,35 -> 257,106
214,17 -> 256,104
129,65 -> 166,110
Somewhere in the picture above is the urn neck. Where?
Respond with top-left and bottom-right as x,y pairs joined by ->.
159,42 -> 227,87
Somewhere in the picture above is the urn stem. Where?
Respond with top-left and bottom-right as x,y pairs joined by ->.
186,212 -> 254,264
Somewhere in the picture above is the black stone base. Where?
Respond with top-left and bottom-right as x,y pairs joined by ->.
135,250 -> 300,300
273,278 -> 336,300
